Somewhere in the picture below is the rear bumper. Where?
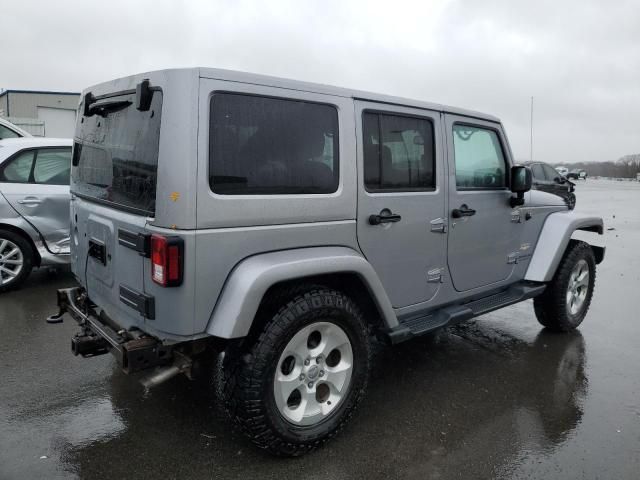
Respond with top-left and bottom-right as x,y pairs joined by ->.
56,287 -> 173,373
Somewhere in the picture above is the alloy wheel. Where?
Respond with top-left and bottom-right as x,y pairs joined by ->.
566,259 -> 589,315
274,321 -> 354,426
0,238 -> 24,286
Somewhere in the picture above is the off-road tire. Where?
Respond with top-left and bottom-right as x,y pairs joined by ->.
0,229 -> 34,293
221,285 -> 371,456
566,193 -> 576,210
534,241 -> 596,332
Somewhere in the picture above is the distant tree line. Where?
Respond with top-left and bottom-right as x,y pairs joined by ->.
552,154 -> 640,178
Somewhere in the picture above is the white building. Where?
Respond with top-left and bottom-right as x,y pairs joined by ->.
0,89 -> 80,137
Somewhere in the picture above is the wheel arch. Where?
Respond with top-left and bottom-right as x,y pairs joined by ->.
205,247 -> 398,339
0,222 -> 41,267
525,212 -> 604,283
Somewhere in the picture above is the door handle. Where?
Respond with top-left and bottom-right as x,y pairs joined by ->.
451,204 -> 476,218
369,208 -> 402,225
18,197 -> 41,205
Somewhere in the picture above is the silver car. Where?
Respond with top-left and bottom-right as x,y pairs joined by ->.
0,137 -> 72,291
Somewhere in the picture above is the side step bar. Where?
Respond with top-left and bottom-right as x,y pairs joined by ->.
384,283 -> 546,344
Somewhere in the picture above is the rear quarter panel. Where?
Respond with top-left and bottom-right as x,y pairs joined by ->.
191,78 -> 359,335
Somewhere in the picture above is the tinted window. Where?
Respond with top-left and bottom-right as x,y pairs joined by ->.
363,112 -> 435,191
210,94 -> 339,195
34,148 -> 71,185
72,91 -> 163,215
453,125 -> 506,189
0,124 -> 20,139
543,164 -> 560,181
531,164 -> 545,181
1,150 -> 34,182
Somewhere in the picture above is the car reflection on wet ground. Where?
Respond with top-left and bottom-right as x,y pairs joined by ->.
1,180 -> 639,479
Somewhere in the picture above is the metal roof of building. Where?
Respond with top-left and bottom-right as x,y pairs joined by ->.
0,89 -> 80,98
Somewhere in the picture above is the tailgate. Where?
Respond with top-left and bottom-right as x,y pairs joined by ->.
71,197 -> 151,330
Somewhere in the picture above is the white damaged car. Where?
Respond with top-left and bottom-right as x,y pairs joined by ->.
0,137 -> 72,291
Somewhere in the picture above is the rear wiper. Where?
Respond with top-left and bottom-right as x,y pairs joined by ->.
87,100 -> 132,117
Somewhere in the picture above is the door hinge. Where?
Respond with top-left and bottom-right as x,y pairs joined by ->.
507,252 -> 520,264
510,210 -> 522,223
430,218 -> 447,233
118,229 -> 151,257
119,285 -> 155,319
427,267 -> 445,283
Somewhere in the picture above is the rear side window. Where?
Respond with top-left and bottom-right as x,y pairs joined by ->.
1,151 -> 34,182
453,124 -> 507,189
209,93 -> 339,195
363,112 -> 435,191
34,148 -> 71,185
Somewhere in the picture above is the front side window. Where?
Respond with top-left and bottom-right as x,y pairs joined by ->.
543,164 -> 560,182
363,112 -> 435,191
531,164 -> 544,181
210,93 -> 339,195
34,148 -> 71,185
1,150 -> 35,183
453,124 -> 507,189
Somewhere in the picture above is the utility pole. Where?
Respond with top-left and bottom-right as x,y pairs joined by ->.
530,96 -> 534,162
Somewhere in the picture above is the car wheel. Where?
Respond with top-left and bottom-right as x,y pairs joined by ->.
221,285 -> 370,456
566,192 -> 576,210
534,241 -> 596,332
0,230 -> 34,292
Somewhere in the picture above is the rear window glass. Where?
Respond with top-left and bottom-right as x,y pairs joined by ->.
0,124 -> 21,139
209,93 -> 339,195
71,90 -> 162,215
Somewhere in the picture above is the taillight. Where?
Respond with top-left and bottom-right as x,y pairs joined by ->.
150,234 -> 183,287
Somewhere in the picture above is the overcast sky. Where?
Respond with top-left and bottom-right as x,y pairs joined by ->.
3,0 -> 639,163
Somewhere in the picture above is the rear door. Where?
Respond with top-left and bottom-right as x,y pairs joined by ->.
445,115 -> 521,292
0,147 -> 71,253
356,101 -> 446,308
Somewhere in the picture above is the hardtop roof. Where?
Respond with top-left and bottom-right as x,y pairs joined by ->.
197,67 -> 501,123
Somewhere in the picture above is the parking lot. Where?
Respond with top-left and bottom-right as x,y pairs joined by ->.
0,179 -> 638,479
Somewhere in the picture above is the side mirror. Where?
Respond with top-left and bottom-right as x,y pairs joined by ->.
510,165 -> 532,207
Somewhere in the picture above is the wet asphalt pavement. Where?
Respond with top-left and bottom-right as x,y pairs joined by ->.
1,179 -> 639,479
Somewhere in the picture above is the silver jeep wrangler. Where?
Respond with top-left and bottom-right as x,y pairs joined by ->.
51,68 -> 604,456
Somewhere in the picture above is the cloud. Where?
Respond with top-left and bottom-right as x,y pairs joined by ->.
3,0 -> 639,162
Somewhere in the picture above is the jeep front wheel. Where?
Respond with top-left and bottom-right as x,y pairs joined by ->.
534,241 -> 596,332
221,286 -> 370,456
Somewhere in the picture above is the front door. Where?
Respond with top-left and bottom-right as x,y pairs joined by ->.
0,147 -> 71,253
356,101 -> 446,308
445,115 -> 521,292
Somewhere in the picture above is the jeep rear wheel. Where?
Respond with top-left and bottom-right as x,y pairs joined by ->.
534,241 -> 596,332
221,286 -> 370,456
